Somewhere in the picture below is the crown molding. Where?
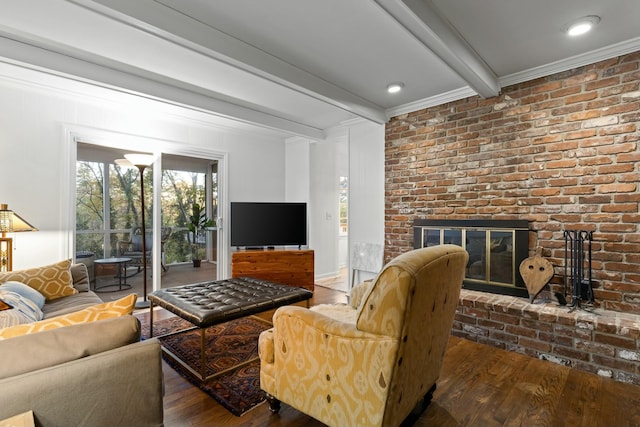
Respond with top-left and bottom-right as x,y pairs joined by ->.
386,37 -> 640,119
499,36 -> 640,88
0,34 -> 325,140
73,0 -> 388,124
386,86 -> 477,117
285,136 -> 313,144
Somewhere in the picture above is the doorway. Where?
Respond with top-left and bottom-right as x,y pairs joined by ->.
160,153 -> 219,283
75,142 -> 224,297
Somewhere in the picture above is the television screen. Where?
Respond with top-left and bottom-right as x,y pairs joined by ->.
230,202 -> 307,248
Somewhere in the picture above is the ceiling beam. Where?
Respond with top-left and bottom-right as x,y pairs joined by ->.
0,35 -> 326,140
74,0 -> 389,124
375,0 -> 500,98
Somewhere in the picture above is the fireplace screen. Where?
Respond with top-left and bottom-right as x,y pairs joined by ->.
414,220 -> 529,297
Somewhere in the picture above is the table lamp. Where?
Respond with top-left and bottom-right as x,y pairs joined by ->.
0,204 -> 38,272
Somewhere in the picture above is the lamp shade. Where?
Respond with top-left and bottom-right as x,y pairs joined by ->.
114,158 -> 133,168
0,204 -> 38,233
124,153 -> 154,167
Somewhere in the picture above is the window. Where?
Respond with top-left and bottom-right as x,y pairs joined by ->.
76,160 -> 106,258
75,140 -> 224,285
75,148 -> 154,258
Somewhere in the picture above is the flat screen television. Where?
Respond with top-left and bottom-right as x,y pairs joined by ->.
230,202 -> 307,248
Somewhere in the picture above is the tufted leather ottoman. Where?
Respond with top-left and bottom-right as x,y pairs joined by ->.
148,277 -> 313,382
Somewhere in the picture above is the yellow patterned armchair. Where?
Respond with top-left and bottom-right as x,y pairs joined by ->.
258,245 -> 468,427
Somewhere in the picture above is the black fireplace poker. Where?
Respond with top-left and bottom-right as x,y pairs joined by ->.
563,230 -> 596,313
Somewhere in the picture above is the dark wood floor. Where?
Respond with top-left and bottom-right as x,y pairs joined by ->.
137,286 -> 640,427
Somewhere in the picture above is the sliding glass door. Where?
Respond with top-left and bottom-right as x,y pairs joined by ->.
75,143 -> 222,291
160,154 -> 219,276
76,143 -> 154,260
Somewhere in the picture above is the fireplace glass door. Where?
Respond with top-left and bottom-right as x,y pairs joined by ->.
414,220 -> 528,297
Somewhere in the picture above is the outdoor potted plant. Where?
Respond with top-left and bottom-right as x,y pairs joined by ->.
188,202 -> 215,267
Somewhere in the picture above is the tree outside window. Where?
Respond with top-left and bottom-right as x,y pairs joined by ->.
76,157 -> 215,264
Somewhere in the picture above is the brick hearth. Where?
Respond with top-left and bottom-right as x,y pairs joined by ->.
455,290 -> 640,384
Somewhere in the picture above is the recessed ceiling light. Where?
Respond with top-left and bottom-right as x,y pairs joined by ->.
565,15 -> 600,36
387,82 -> 404,94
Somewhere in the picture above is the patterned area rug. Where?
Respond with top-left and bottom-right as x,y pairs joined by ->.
140,315 -> 272,416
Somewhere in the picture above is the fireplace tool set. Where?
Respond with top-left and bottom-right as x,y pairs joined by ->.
563,230 -> 596,313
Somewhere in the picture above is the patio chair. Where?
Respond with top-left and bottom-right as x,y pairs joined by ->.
117,226 -> 171,273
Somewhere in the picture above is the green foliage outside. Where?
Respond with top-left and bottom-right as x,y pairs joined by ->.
76,161 -> 215,264
187,202 -> 215,260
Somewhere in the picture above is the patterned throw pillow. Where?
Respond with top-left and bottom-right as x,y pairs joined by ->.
0,281 -> 46,309
0,293 -> 136,340
0,259 -> 77,301
0,290 -> 44,329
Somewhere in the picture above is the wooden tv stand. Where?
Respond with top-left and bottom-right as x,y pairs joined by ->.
231,249 -> 314,292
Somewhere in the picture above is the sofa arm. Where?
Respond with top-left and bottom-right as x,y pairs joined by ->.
70,263 -> 91,292
0,339 -> 164,427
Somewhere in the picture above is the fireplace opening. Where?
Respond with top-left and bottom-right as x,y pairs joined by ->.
413,219 -> 529,297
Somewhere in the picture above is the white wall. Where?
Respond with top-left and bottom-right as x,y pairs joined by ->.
348,120 -> 385,286
0,63 -> 286,276
308,138 -> 339,279
284,139 -> 310,202
0,62 -> 386,287
287,121 -> 385,283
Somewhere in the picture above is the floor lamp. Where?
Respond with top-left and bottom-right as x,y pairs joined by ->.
116,153 -> 154,309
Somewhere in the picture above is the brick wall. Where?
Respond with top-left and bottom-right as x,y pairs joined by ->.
385,52 -> 640,314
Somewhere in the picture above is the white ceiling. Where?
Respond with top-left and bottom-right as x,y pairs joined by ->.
0,0 -> 638,140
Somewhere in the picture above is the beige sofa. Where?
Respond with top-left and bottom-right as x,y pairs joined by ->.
0,263 -> 164,427
43,263 -> 105,317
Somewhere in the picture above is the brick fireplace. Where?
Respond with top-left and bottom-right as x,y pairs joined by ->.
384,52 -> 640,384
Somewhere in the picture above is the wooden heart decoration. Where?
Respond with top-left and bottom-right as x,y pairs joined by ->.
519,255 -> 554,303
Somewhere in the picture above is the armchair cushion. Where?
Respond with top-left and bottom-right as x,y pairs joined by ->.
310,303 -> 357,324
348,278 -> 374,309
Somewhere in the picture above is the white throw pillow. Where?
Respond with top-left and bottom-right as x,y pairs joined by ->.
0,290 -> 44,329
0,281 -> 46,309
